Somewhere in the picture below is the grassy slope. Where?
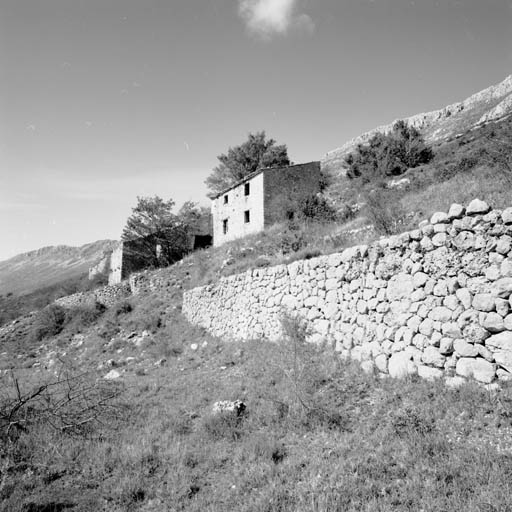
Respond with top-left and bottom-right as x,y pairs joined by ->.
2,286 -> 512,511
0,272 -> 108,327
2,114 -> 512,512
325,115 -> 512,233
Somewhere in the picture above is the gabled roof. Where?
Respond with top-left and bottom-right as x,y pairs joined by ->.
211,161 -> 320,200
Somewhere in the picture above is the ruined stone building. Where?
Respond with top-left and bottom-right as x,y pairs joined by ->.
89,223 -> 212,286
211,161 -> 321,247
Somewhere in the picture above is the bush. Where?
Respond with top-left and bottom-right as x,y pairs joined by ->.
365,189 -> 407,236
345,120 -> 434,183
0,367 -> 124,443
30,304 -> 67,341
64,302 -> 106,334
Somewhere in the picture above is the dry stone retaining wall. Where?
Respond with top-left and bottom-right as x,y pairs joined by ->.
54,283 -> 130,309
183,199 -> 512,385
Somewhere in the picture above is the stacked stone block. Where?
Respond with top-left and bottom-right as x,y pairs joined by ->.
183,199 -> 512,385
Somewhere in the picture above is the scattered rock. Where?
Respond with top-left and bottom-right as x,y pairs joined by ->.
212,400 -> 246,416
104,369 -> 121,380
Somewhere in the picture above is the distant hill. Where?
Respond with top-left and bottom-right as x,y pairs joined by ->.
0,240 -> 117,297
323,74 -> 512,174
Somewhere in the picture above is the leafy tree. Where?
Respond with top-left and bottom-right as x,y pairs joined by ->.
205,131 -> 290,195
345,120 -> 433,182
121,196 -> 190,269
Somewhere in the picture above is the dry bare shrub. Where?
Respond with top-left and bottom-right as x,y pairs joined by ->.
0,365 -> 125,444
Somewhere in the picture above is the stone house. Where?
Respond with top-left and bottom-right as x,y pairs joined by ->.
211,161 -> 321,247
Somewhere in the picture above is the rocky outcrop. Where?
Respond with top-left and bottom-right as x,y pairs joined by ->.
184,200 -> 512,385
322,75 -> 512,174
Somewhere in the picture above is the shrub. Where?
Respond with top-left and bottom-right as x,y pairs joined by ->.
0,367 -> 124,444
30,304 -> 67,341
300,194 -> 337,223
64,302 -> 106,334
365,189 -> 407,236
345,120 -> 434,183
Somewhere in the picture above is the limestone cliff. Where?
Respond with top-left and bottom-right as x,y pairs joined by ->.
322,75 -> 512,174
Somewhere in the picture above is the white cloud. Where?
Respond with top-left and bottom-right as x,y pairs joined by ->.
238,0 -> 314,39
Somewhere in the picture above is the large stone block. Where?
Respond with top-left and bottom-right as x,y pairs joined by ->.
417,365 -> 444,380
454,339 -> 479,357
422,346 -> 446,367
466,199 -> 490,215
388,352 -> 417,379
456,358 -> 495,383
495,278 -> 512,298
386,273 -> 414,301
472,294 -> 495,312
485,331 -> 512,350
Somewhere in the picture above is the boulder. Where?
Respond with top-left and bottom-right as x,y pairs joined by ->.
466,199 -> 490,215
481,312 -> 505,333
500,260 -> 512,277
453,232 -> 475,251
472,294 -> 495,312
417,365 -> 444,380
448,203 -> 465,220
455,288 -> 472,309
456,358 -> 495,383
485,331 -> 512,350
429,306 -> 452,323
494,278 -> 512,298
502,207 -> 512,224
375,353 -> 388,373
430,211 -> 449,224
494,351 -> 512,373
453,339 -> 478,357
104,369 -> 121,380
387,273 -> 414,301
388,352 -> 417,379
212,400 -> 246,416
432,233 -> 447,247
422,346 -> 446,368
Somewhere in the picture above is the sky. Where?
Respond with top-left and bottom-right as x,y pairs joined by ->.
1,0 -> 512,261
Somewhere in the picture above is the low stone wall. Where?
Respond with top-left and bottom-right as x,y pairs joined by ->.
129,267 -> 186,295
183,200 -> 512,385
54,283 -> 130,309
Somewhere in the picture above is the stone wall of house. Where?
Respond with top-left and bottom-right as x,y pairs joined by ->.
212,172 -> 266,247
108,244 -> 124,285
183,199 -> 512,385
264,162 -> 321,225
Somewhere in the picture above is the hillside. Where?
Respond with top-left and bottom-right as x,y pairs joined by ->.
322,74 -> 512,174
0,240 -> 117,297
2,256 -> 512,511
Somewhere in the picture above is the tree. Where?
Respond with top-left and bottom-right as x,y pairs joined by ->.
345,120 -> 433,182
121,196 -> 190,269
205,131 -> 290,196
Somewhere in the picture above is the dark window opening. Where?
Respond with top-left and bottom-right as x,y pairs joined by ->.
222,219 -> 228,234
244,183 -> 250,196
244,210 -> 250,223
223,194 -> 228,204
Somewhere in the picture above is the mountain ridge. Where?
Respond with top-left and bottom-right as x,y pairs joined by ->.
322,74 -> 512,173
0,240 -> 117,296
